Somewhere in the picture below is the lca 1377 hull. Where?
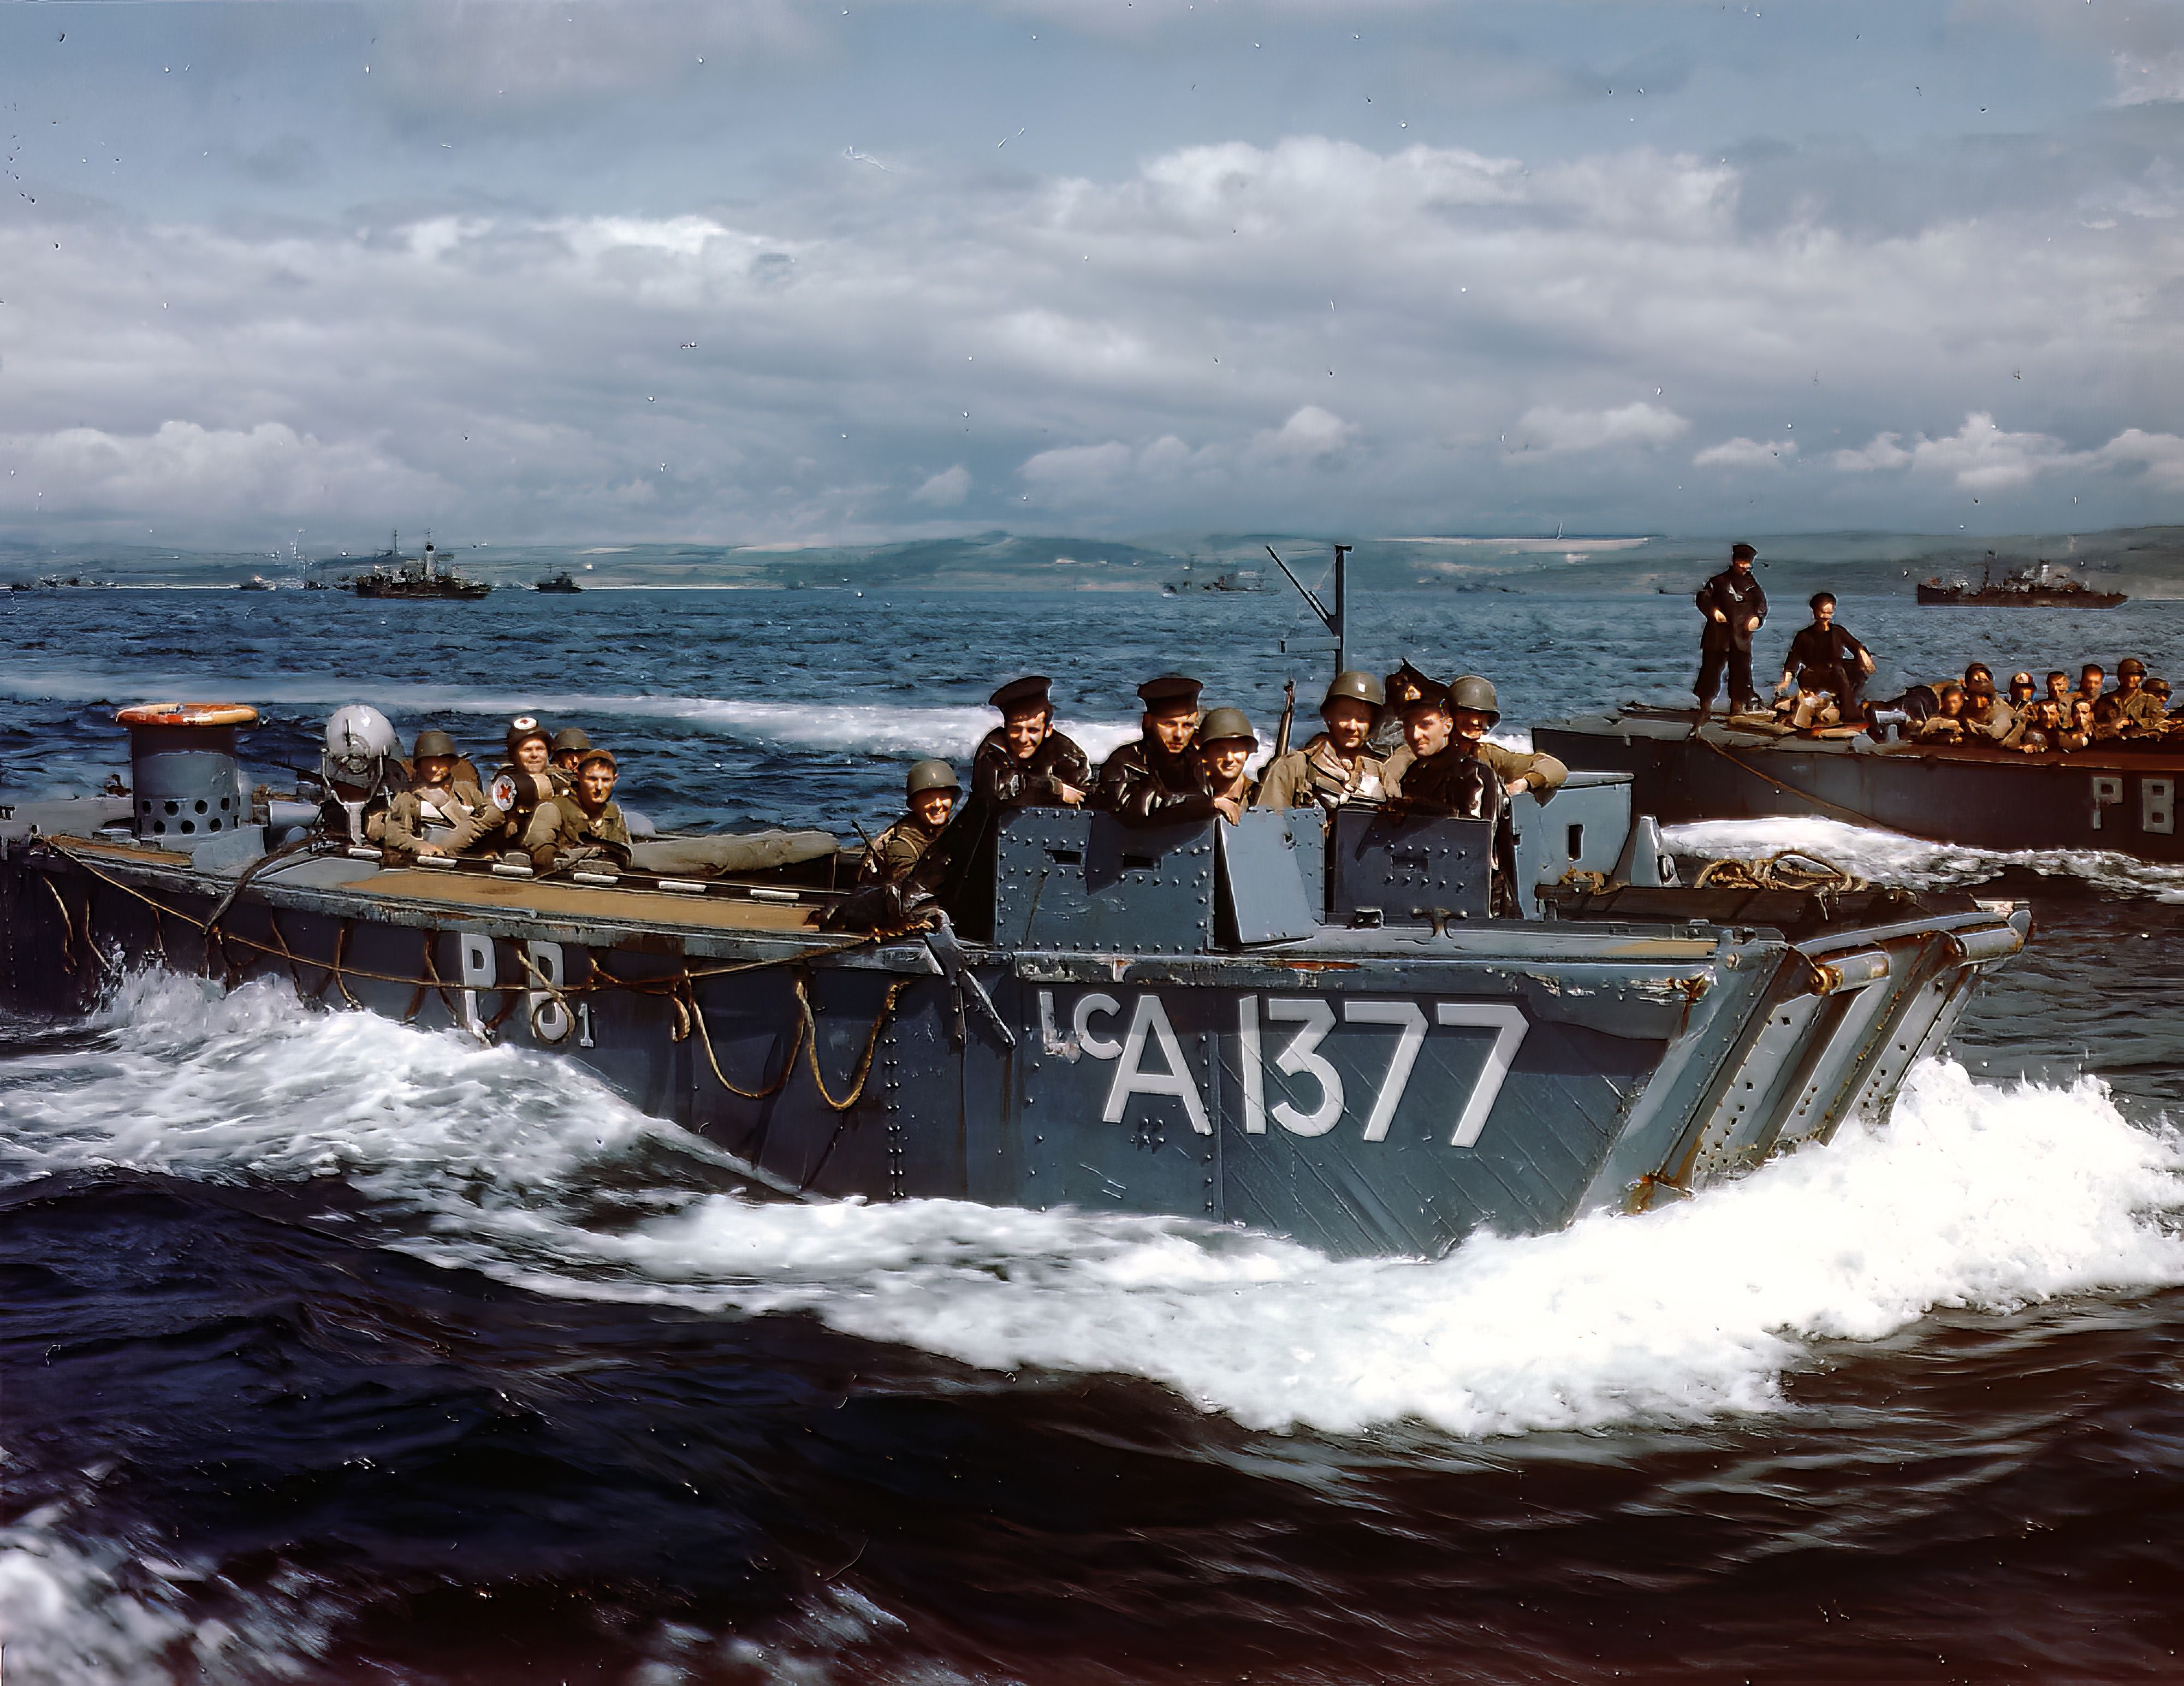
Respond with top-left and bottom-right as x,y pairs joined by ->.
0,795 -> 2026,1260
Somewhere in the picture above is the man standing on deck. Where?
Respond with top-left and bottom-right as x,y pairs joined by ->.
1694,543 -> 1768,717
1777,592 -> 1876,718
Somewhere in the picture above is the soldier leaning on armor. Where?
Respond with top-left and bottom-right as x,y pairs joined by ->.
1098,674 -> 1241,824
972,675 -> 1091,810
1256,671 -> 1394,810
862,759 -> 959,885
1192,708 -> 1259,815
1382,675 -> 1566,799
1384,675 -> 1520,916
380,729 -> 489,862
523,748 -> 632,873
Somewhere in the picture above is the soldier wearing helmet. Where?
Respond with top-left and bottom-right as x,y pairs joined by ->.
443,716 -> 560,858
862,760 -> 961,884
379,728 -> 490,862
1191,708 -> 1259,822
1256,671 -> 1396,811
1097,674 -> 1230,824
523,747 -> 632,873
1384,674 -> 1519,911
2096,657 -> 2165,738
1382,674 -> 1568,799
548,727 -> 594,790
973,675 -> 1092,811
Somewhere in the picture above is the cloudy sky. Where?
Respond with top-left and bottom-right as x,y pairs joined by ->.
1,0 -> 2180,549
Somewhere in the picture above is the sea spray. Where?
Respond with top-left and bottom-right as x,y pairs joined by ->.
7,972 -> 2180,1441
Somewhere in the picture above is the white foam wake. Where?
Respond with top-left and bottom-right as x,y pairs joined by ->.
1667,814 -> 2184,901
8,972 -> 2180,1442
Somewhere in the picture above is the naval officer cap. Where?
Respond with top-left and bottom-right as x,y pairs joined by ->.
989,674 -> 1054,714
1731,542 -> 1757,561
1136,673 -> 1203,709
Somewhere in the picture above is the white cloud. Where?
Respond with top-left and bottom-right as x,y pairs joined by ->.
1827,432 -> 1914,472
1518,403 -> 1690,455
1247,405 -> 1357,463
0,422 -> 440,524
2111,50 -> 2184,105
1693,436 -> 1798,470
911,465 -> 972,506
1825,413 -> 2184,493
3,106 -> 2182,541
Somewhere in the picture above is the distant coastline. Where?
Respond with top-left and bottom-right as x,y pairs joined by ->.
2,526 -> 2177,599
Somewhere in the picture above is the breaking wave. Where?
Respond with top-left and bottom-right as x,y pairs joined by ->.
1666,815 -> 2184,901
5,972 -> 2180,1447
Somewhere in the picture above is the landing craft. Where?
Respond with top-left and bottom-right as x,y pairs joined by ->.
1534,703 -> 2184,864
0,598 -> 2030,1260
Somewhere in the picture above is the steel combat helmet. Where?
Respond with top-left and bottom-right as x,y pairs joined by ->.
505,714 -> 550,756
550,727 -> 592,756
1196,707 -> 1256,746
412,728 -> 457,760
1321,670 -> 1384,710
906,759 -> 960,797
1448,674 -> 1500,723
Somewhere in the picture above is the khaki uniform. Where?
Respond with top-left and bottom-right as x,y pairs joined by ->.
2095,687 -> 2166,738
1960,697 -> 2015,743
1255,734 -> 1393,810
442,766 -> 556,856
861,815 -> 943,884
1911,712 -> 1969,745
521,794 -> 632,873
379,780 -> 490,860
1383,741 -> 1568,795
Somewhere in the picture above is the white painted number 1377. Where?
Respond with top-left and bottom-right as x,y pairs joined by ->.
1046,991 -> 1527,1149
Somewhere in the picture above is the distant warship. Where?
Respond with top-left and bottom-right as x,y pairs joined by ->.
1917,553 -> 2124,608
343,533 -> 491,601
534,571 -> 583,594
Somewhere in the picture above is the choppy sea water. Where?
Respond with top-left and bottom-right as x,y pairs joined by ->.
8,583 -> 2184,1683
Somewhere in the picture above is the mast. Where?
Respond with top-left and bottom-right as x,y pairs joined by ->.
1268,541 -> 1351,683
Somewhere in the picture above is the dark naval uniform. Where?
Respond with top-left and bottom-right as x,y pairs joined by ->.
1097,673 -> 1221,826
521,793 -> 632,873
1783,621 -> 1871,712
1096,738 -> 1225,824
1390,745 -> 1518,916
972,728 -> 1092,810
1695,555 -> 1768,712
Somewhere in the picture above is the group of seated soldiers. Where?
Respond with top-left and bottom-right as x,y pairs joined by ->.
1732,590 -> 2175,759
859,667 -> 1566,911
1903,660 -> 2176,755
373,717 -> 633,873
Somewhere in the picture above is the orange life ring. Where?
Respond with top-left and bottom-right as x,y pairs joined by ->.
114,702 -> 260,728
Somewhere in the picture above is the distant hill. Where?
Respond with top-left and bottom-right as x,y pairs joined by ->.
4,526 -> 2180,598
